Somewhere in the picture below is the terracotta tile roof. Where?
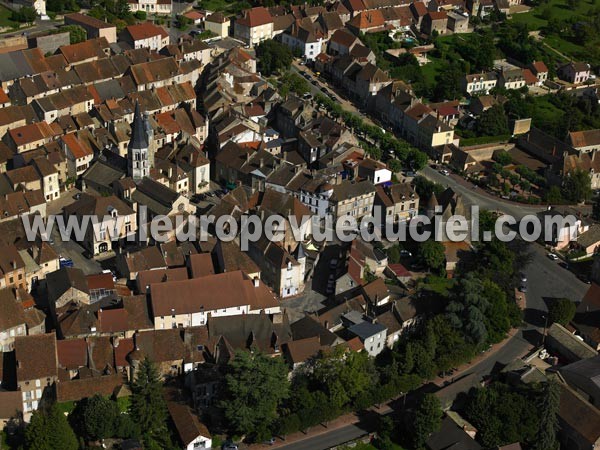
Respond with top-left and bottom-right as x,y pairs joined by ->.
114,337 -> 135,367
183,10 -> 204,21
15,333 -> 58,381
427,10 -> 448,20
58,37 -> 109,65
65,12 -> 115,29
188,253 -> 215,278
57,338 -> 88,369
86,273 -> 115,290
0,391 -> 22,419
568,130 -> 600,149
531,60 -> 548,74
87,336 -> 114,371
285,336 -> 324,364
206,12 -> 229,23
9,122 -> 56,147
348,10 -> 385,29
559,383 -> 600,444
523,69 -> 537,85
236,7 -> 273,27
0,88 -> 9,104
61,133 -> 93,159
134,328 -> 187,362
57,374 -> 123,402
125,22 -> 169,41
0,288 -> 26,331
167,402 -> 211,446
150,270 -> 278,316
137,267 -> 189,293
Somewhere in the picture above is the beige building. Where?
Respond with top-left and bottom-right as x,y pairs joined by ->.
15,333 -> 58,422
64,13 -> 117,43
330,180 -> 376,220
63,194 -> 137,256
375,183 -> 419,224
150,270 -> 280,329
127,0 -> 172,15
234,7 -> 274,46
205,12 -> 230,38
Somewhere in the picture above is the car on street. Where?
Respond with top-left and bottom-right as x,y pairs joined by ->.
263,437 -> 276,445
578,274 -> 591,284
547,253 -> 559,261
59,257 -> 74,268
519,272 -> 527,283
518,283 -> 528,293
311,79 -> 318,86
439,169 -> 450,176
222,444 -> 238,450
320,86 -> 328,94
329,258 -> 338,269
400,249 -> 412,257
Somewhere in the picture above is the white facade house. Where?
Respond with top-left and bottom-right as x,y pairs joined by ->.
234,7 -> 274,46
127,0 -> 172,15
463,72 -> 498,95
281,25 -> 325,61
150,271 -> 281,329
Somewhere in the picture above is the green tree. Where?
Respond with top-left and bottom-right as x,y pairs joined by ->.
419,240 -> 446,274
219,351 -> 290,440
12,6 -> 37,24
60,25 -> 87,44
134,10 -> 146,20
129,358 -> 168,442
434,61 -> 464,101
545,185 -> 562,204
71,395 -> 120,440
407,148 -> 428,171
548,298 -> 576,326
562,169 -> 592,203
411,394 -> 442,449
477,104 -> 509,137
493,150 -> 513,166
388,158 -> 402,173
256,39 -> 293,76
533,381 -> 560,450
26,404 -> 78,450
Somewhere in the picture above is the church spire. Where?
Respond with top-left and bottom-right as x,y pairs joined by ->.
130,101 -> 149,150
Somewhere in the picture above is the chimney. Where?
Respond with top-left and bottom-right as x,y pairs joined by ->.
113,336 -> 120,348
246,152 -> 250,163
253,277 -> 260,287
260,158 -> 264,168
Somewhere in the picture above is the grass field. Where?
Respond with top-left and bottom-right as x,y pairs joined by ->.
509,0 -> 600,61
0,5 -> 18,28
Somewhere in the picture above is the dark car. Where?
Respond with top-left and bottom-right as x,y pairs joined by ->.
578,274 -> 591,284
320,86 -> 328,93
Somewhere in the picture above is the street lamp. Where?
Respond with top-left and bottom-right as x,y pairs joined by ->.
541,314 -> 549,347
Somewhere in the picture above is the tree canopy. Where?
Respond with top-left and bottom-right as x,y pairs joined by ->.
26,404 -> 78,450
547,298 -> 576,326
129,358 -> 168,444
256,40 -> 294,76
219,350 -> 290,440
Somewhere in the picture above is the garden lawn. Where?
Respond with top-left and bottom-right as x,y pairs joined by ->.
0,5 -> 18,28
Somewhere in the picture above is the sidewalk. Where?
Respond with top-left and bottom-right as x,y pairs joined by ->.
432,327 -> 528,386
248,328 -> 530,449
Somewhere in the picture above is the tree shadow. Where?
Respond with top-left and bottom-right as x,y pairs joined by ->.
524,307 -> 547,328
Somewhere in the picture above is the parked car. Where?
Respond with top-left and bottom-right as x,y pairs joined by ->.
547,253 -> 559,261
263,437 -> 276,445
519,272 -> 527,283
518,283 -> 527,293
578,274 -> 591,284
59,257 -> 74,268
222,444 -> 238,450
439,169 -> 450,176
329,259 -> 338,269
400,249 -> 412,257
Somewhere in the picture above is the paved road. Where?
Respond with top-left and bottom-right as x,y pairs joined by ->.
290,61 -> 376,126
275,423 -> 372,450
420,166 -> 545,220
275,165 -> 590,450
